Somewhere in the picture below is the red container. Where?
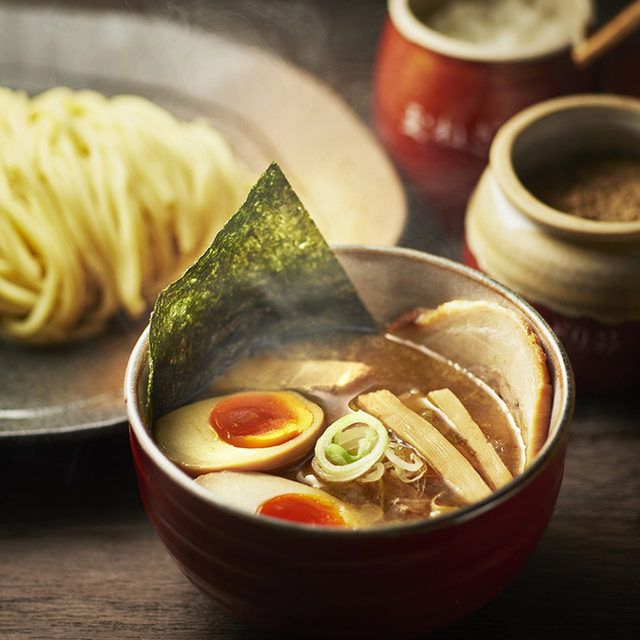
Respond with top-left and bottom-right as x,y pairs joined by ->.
372,0 -> 593,234
125,247 -> 574,639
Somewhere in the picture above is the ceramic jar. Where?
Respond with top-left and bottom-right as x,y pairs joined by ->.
372,0 -> 593,234
464,94 -> 640,395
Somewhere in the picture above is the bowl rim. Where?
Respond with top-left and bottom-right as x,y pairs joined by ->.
491,93 -> 640,241
387,0 -> 591,63
124,245 -> 575,539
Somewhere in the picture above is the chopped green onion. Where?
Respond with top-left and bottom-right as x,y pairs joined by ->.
312,411 -> 389,482
359,461 -> 385,483
384,442 -> 427,483
324,443 -> 354,466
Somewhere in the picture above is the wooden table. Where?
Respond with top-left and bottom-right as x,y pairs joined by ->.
1,395 -> 639,639
1,1 -> 639,638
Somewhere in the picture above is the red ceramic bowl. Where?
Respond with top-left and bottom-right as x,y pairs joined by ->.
125,246 -> 574,639
372,0 -> 593,234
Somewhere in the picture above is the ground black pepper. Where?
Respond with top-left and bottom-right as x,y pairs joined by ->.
522,153 -> 640,222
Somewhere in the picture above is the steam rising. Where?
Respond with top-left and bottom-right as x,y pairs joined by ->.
136,0 -> 387,120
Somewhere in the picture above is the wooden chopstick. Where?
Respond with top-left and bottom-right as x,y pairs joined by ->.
572,0 -> 640,67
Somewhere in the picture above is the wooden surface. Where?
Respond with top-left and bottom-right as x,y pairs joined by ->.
1,1 -> 640,639
2,396 -> 639,639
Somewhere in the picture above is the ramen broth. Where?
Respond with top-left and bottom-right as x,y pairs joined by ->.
207,329 -> 522,525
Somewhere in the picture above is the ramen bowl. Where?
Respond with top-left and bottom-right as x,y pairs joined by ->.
372,0 -> 593,234
464,94 -> 640,395
125,246 -> 574,639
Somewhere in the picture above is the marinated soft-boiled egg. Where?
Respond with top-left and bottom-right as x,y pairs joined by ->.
155,390 -> 325,475
195,470 -> 372,527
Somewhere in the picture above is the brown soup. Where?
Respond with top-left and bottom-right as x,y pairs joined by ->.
210,329 -> 522,525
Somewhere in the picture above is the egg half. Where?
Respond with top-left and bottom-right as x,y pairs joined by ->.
154,390 -> 325,475
195,470 -> 363,527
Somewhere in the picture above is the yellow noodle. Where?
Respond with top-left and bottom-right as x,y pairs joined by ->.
0,86 -> 252,345
0,207 -> 42,289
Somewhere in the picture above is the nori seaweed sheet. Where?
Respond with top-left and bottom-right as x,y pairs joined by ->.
147,163 -> 377,423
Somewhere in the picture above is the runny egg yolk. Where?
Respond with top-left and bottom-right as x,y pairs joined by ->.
256,492 -> 348,526
209,391 -> 314,448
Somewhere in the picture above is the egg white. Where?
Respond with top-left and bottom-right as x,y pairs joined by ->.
195,469 -> 358,526
154,390 -> 325,475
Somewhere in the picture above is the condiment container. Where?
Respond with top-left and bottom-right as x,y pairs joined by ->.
372,0 -> 593,234
464,93 -> 640,395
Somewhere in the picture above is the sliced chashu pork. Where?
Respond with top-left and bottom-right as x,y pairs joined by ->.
388,300 -> 553,467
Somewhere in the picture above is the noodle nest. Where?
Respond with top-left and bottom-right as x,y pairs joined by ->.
0,86 -> 252,345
